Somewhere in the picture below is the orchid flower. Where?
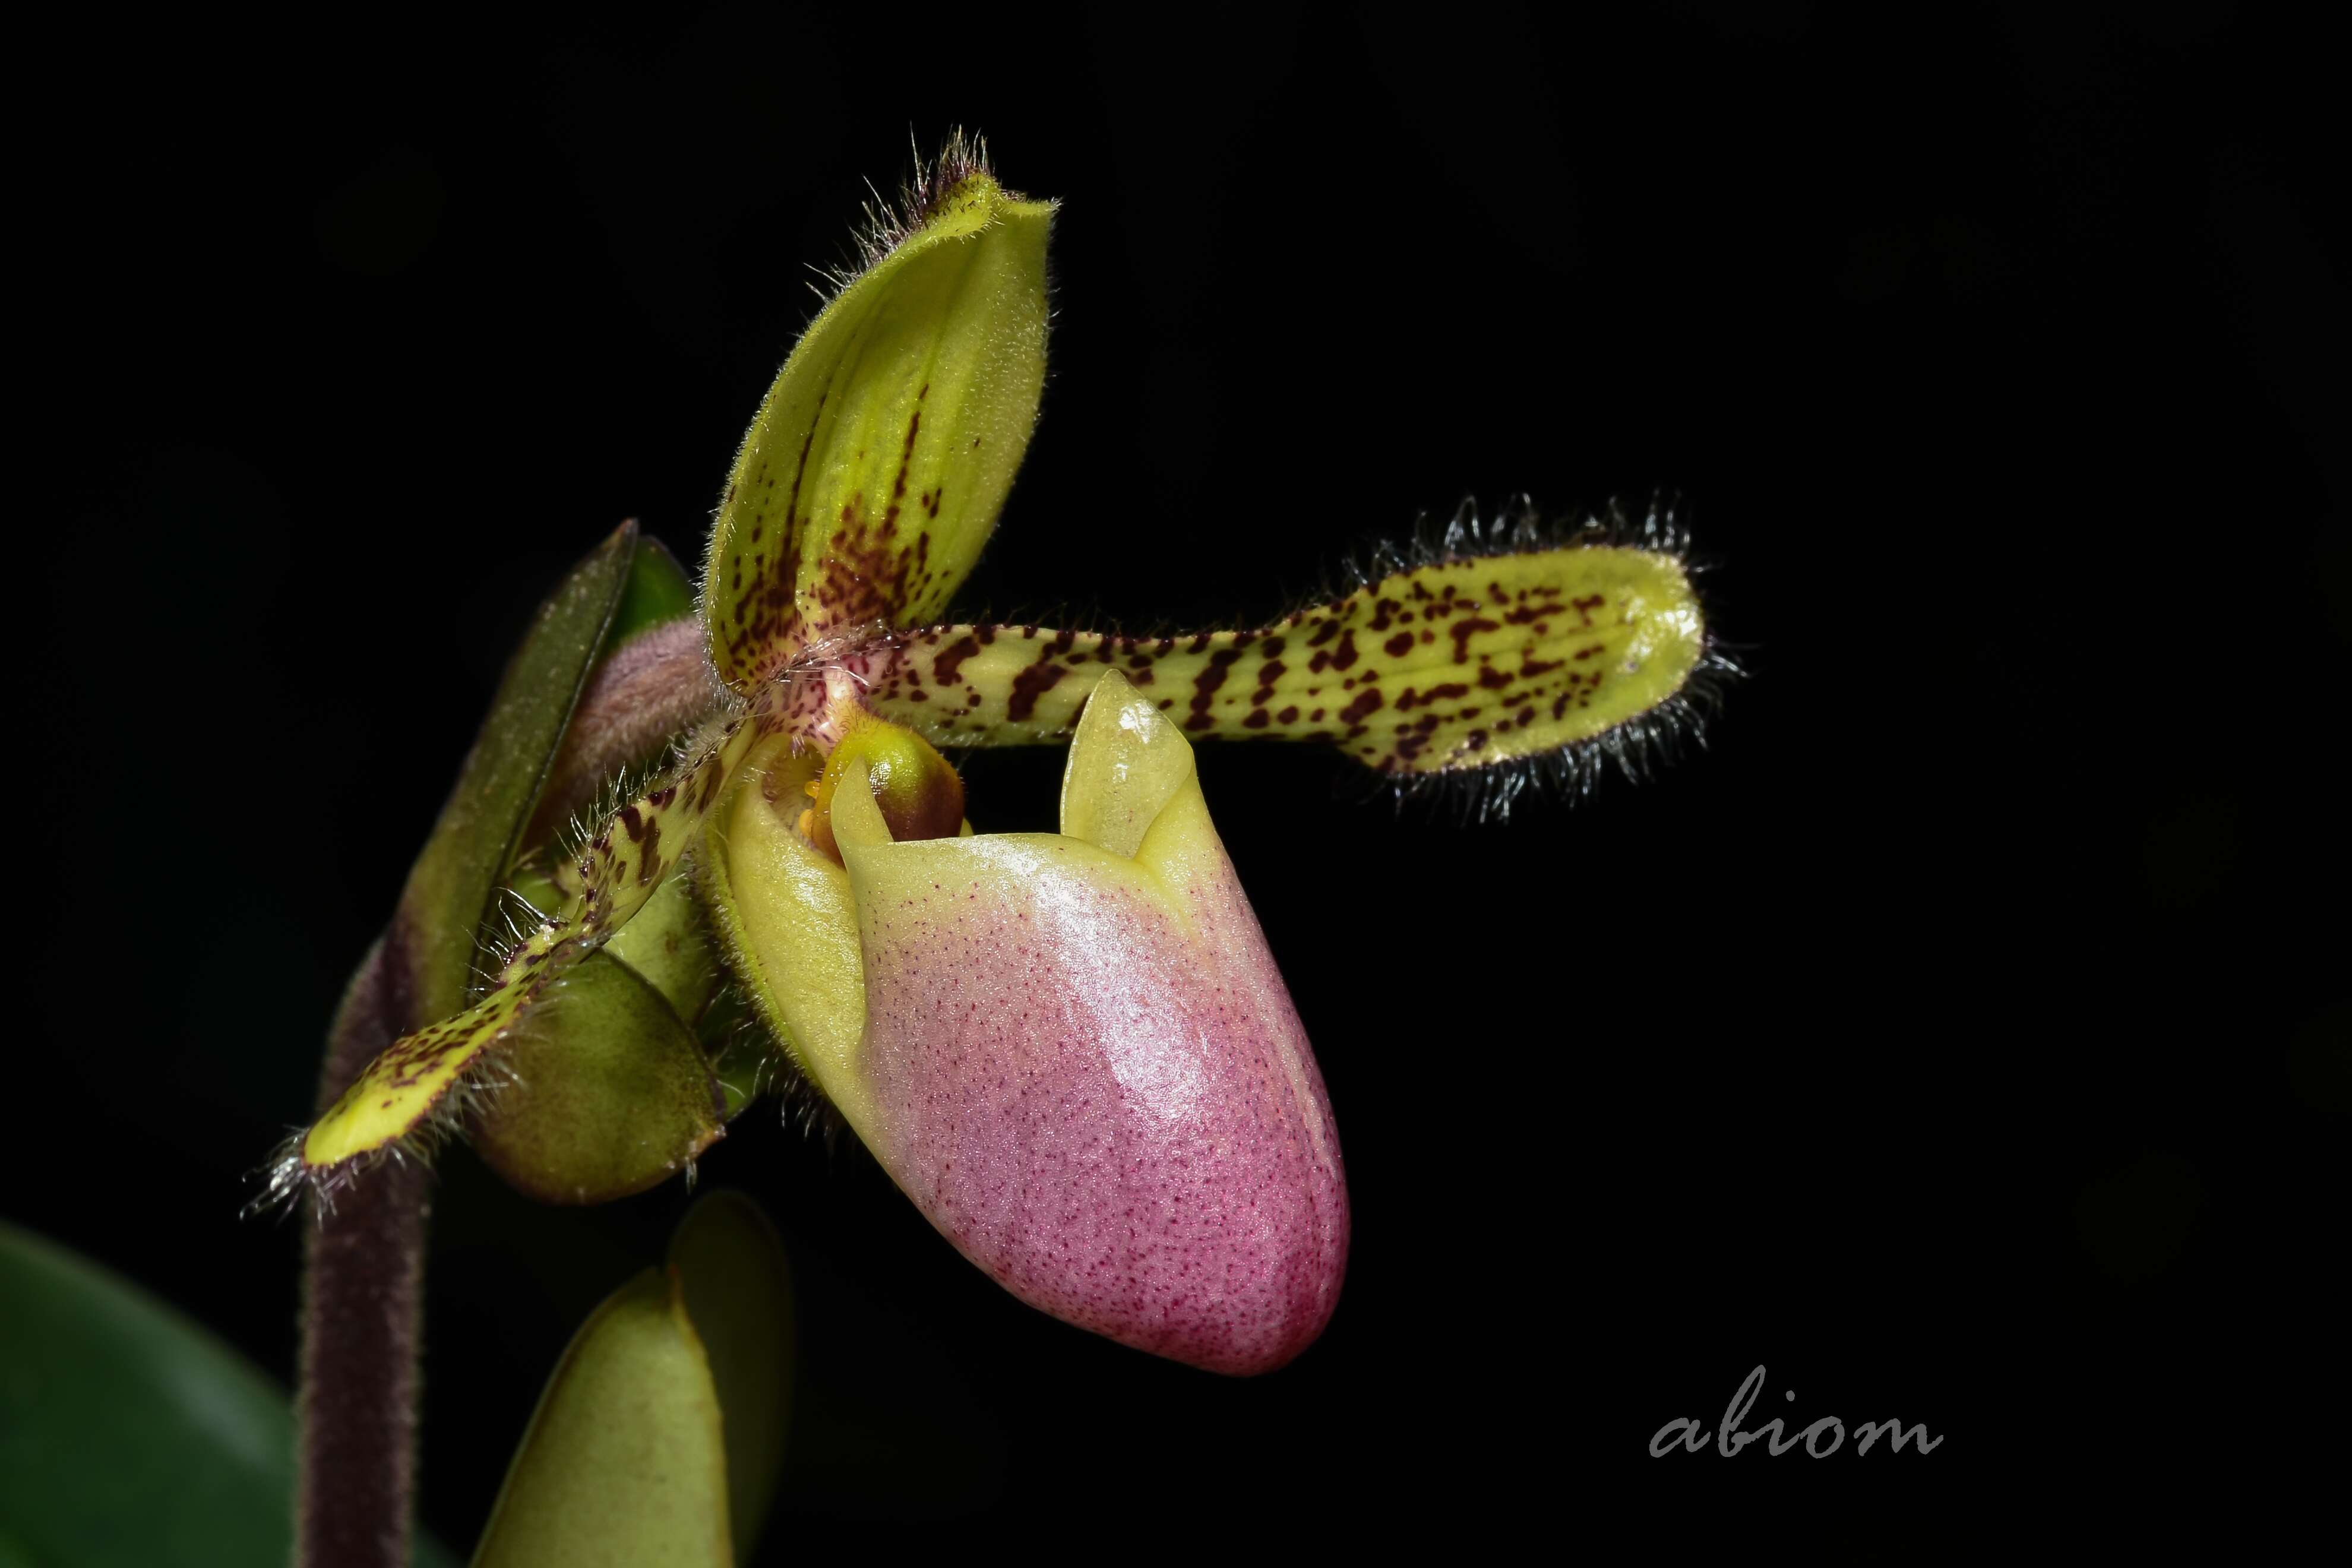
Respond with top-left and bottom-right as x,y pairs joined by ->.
267,134 -> 1725,1380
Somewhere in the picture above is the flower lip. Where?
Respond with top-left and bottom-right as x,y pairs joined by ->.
827,671 -> 1350,1374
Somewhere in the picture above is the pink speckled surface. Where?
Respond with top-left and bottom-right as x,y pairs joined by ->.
854,833 -> 1348,1376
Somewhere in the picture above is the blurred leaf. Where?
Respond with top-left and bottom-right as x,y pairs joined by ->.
397,520 -> 641,1021
470,1269 -> 731,1568
471,950 -> 726,1205
0,1223 -> 455,1568
668,1193 -> 795,1561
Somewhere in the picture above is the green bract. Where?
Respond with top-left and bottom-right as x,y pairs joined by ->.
470,1193 -> 792,1567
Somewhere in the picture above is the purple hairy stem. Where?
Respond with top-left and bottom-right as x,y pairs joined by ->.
296,931 -> 429,1568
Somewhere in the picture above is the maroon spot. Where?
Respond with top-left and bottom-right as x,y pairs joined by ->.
931,635 -> 982,684
1007,660 -> 1068,723
1187,646 -> 1244,729
1449,617 -> 1501,663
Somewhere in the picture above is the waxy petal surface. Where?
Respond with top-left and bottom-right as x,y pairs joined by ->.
832,672 -> 1348,1373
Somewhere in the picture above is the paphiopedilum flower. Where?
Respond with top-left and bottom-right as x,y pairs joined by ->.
270,134 -> 1725,1376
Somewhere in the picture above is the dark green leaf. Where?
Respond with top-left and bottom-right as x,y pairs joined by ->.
0,1223 -> 456,1568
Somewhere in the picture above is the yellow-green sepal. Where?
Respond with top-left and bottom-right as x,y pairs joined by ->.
704,141 -> 1054,688
469,1191 -> 792,1567
469,950 -> 726,1206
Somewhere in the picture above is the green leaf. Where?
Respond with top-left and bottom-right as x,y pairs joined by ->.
397,520 -> 642,1022
470,950 -> 727,1205
0,1223 -> 456,1568
666,1194 -> 795,1562
470,1193 -> 794,1567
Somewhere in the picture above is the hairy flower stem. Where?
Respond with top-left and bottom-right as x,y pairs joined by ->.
297,933 -> 428,1568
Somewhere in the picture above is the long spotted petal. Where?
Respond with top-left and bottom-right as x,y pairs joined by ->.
852,512 -> 1719,784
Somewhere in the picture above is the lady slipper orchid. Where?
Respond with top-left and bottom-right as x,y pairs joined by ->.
267,134 -> 1727,1378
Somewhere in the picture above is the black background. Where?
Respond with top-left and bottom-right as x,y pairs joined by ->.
20,4 -> 2344,1556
